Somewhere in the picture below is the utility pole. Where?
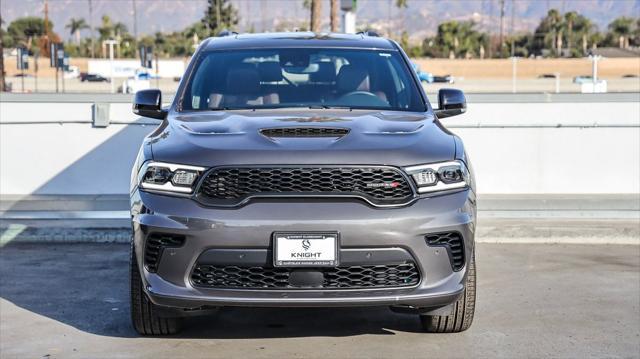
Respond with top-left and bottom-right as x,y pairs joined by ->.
89,0 -> 95,58
0,22 -> 5,92
104,40 -> 118,93
132,0 -> 138,41
487,0 -> 493,58
499,0 -> 505,56
44,0 -> 50,53
216,0 -> 221,32
510,0 -> 515,57
44,0 -> 49,35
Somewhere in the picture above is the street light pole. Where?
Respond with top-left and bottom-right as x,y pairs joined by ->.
511,56 -> 517,93
104,39 -> 118,93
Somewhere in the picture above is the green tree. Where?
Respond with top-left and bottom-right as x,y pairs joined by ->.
97,15 -> 113,40
570,15 -> 596,56
7,17 -> 51,46
429,20 -> 488,59
606,16 -> 635,48
65,18 -> 89,44
395,0 -> 408,8
531,9 -> 564,56
202,0 -> 238,36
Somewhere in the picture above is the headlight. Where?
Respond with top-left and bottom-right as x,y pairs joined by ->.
404,160 -> 469,193
138,161 -> 206,194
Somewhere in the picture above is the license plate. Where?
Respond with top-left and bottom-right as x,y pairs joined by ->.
273,232 -> 339,267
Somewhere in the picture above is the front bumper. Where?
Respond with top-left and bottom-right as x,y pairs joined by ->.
131,189 -> 476,309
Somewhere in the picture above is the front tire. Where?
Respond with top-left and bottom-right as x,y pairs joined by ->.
130,242 -> 181,335
420,249 -> 476,333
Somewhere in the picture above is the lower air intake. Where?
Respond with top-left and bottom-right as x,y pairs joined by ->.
144,233 -> 185,273
425,232 -> 465,271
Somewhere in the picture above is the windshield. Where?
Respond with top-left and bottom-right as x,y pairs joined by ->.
180,48 -> 426,112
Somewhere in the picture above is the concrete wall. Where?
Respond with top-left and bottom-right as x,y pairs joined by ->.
1,93 -> 638,195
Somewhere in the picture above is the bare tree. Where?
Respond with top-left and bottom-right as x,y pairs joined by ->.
310,0 -> 322,32
330,0 -> 339,32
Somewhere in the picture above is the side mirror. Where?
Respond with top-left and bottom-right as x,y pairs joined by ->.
435,88 -> 466,119
133,89 -> 167,120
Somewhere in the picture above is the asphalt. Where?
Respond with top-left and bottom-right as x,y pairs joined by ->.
1,242 -> 638,359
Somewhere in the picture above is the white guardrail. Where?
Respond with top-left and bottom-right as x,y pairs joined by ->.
1,93 -> 639,196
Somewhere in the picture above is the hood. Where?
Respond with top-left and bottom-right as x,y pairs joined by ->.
148,109 -> 455,167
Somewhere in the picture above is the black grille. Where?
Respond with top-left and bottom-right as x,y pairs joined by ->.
261,127 -> 349,138
425,232 -> 465,271
197,167 -> 414,206
144,233 -> 185,272
191,263 -> 420,289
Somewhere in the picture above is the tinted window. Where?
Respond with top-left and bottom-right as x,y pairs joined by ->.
180,48 -> 426,112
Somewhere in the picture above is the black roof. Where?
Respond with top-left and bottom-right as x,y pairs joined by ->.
202,32 -> 397,51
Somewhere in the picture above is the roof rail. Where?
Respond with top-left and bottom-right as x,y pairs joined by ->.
356,30 -> 380,37
217,29 -> 239,37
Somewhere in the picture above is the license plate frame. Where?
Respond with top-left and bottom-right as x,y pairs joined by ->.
273,232 -> 339,267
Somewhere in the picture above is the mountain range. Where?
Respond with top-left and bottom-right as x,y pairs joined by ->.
2,0 -> 638,43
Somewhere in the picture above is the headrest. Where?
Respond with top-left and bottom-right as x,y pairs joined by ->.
336,65 -> 369,93
257,62 -> 283,82
226,65 -> 259,94
310,62 -> 337,83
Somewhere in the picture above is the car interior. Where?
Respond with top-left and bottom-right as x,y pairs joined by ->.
183,49 -> 422,111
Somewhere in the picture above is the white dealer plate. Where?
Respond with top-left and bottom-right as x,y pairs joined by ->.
273,233 -> 339,267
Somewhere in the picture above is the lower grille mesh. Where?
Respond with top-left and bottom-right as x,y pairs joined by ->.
425,232 -> 465,271
191,263 -> 420,289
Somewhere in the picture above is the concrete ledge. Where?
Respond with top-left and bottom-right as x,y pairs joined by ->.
1,219 -> 638,245
1,194 -> 638,245
2,193 -> 638,214
2,92 -> 639,103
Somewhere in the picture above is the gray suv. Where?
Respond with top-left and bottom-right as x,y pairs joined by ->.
130,32 -> 476,335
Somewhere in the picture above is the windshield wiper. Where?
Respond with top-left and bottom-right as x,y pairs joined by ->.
209,106 -> 254,111
308,105 -> 353,110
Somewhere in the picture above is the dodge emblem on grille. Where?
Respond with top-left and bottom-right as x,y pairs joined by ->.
366,181 -> 400,188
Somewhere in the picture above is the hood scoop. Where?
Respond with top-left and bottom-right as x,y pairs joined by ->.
260,127 -> 350,138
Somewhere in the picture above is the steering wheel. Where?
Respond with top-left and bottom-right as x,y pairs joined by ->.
338,91 -> 388,107
339,91 -> 378,100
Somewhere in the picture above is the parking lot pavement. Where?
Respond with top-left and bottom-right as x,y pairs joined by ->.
0,243 -> 638,359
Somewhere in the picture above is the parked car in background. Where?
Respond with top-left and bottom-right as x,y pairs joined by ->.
411,62 -> 434,83
538,73 -> 558,79
121,70 -> 152,94
573,75 -> 593,84
433,74 -> 455,83
80,73 -> 110,82
64,66 -> 80,79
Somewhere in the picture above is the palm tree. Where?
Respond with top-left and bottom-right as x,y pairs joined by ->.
330,0 -> 339,32
544,9 -> 565,55
113,22 -> 128,39
564,11 -> 578,55
608,17 -> 634,48
98,15 -> 113,40
310,0 -> 322,32
66,18 -> 89,44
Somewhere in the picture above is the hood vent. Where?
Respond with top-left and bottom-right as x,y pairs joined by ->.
261,127 -> 349,138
